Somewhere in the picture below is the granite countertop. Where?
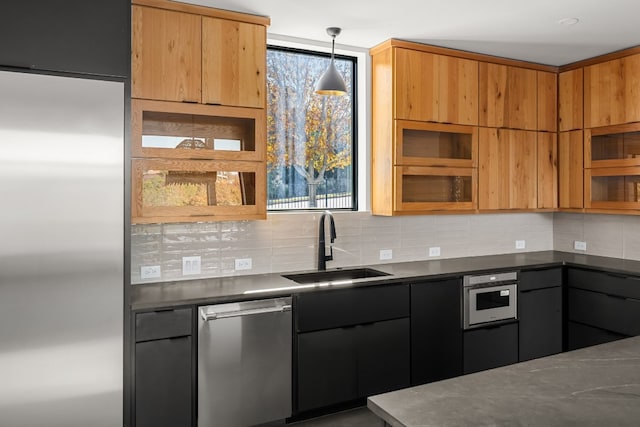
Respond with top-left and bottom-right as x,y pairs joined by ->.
130,250 -> 640,310
368,336 -> 640,427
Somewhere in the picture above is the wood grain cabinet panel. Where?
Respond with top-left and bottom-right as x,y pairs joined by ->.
394,48 -> 478,125
479,63 -> 537,130
558,130 -> 584,209
132,5 -> 202,103
537,71 -> 557,132
202,17 -> 266,108
479,128 -> 537,209
537,132 -> 558,209
558,68 -> 583,131
584,54 -> 640,128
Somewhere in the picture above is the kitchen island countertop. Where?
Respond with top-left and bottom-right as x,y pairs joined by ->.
368,335 -> 640,427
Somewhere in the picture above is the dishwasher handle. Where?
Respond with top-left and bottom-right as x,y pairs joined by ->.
200,304 -> 292,321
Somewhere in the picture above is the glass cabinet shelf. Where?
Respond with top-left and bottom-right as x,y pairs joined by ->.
395,166 -> 477,211
395,120 -> 477,167
586,123 -> 640,168
132,99 -> 265,161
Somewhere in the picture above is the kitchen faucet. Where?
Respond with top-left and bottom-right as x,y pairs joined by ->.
318,211 -> 337,271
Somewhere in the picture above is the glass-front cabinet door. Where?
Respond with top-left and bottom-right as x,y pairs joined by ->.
585,123 -> 640,211
395,166 -> 477,211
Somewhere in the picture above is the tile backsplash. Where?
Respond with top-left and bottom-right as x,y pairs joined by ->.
131,212 -> 554,284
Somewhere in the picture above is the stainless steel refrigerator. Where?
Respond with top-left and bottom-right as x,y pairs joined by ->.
0,70 -> 124,426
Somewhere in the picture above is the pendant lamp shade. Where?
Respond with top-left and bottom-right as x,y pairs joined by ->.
315,27 -> 347,96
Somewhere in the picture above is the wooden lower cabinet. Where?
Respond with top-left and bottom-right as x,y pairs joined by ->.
479,128 -> 537,210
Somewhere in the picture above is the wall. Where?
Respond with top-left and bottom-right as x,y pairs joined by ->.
554,212 -> 640,260
131,212 -> 553,283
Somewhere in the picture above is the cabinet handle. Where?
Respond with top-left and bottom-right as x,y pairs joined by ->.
201,304 -> 291,321
605,272 -> 628,280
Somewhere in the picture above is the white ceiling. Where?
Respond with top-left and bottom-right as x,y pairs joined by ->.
183,0 -> 640,66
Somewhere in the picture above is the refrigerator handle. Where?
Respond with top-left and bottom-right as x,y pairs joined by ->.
200,304 -> 292,321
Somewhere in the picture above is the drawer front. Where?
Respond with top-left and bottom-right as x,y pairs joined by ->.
567,321 -> 625,351
568,288 -> 640,336
295,285 -> 410,333
568,268 -> 640,299
519,267 -> 562,291
136,308 -> 193,342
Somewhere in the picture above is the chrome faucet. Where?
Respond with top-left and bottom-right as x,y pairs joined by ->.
318,211 -> 337,271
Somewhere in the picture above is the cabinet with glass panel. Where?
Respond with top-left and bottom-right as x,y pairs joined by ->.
374,120 -> 478,214
131,100 -> 266,223
584,123 -> 640,211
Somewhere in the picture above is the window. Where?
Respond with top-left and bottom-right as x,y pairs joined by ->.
266,45 -> 357,210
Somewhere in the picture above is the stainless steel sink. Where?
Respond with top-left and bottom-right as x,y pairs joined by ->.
282,268 -> 390,284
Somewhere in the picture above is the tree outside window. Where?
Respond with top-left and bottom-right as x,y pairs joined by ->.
266,46 -> 356,210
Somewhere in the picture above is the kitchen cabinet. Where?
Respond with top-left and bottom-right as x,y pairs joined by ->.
559,130 -> 584,209
463,322 -> 519,374
518,268 -> 563,361
479,63 -> 537,131
584,122 -> 640,211
567,268 -> 640,350
537,71 -> 557,132
478,128 -> 537,210
411,278 -> 462,386
294,285 -> 410,413
130,98 -> 266,223
558,68 -> 583,132
134,308 -> 194,427
394,48 -> 478,125
0,0 -> 128,77
537,132 -> 558,209
373,120 -> 478,215
584,53 -> 640,128
132,0 -> 268,107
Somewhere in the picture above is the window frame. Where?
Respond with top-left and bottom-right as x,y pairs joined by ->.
265,44 -> 359,212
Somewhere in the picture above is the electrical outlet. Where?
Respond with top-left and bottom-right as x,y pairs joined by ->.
574,241 -> 587,251
140,265 -> 161,279
515,240 -> 526,249
235,258 -> 252,271
429,247 -> 441,257
379,249 -> 393,260
182,256 -> 201,275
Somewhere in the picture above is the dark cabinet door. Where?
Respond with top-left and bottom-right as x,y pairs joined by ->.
296,327 -> 358,412
463,322 -> 518,374
411,279 -> 462,385
567,321 -> 626,351
0,0 -> 129,77
135,336 -> 192,427
519,286 -> 563,361
358,318 -> 410,396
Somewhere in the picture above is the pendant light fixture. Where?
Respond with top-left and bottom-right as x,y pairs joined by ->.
315,27 -> 347,96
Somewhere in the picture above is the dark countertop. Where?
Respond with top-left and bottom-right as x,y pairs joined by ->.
130,250 -> 640,310
368,335 -> 640,427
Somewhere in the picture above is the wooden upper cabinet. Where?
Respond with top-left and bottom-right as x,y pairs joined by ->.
132,5 -> 202,103
537,71 -> 557,132
538,132 -> 558,209
394,48 -> 478,125
478,128 -> 537,209
558,68 -> 583,131
202,17 -> 266,108
558,130 -> 584,209
479,63 -> 537,130
584,54 -> 640,128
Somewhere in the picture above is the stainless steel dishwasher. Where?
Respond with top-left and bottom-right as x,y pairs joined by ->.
198,297 -> 292,427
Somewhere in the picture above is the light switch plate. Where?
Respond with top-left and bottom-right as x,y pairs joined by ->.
574,241 -> 587,251
182,256 -> 201,275
379,249 -> 393,260
429,247 -> 441,257
515,240 -> 526,249
140,265 -> 161,279
235,258 -> 252,271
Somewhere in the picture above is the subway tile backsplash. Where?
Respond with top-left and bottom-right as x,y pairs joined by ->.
131,212 -> 554,284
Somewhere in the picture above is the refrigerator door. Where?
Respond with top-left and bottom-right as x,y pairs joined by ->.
0,71 -> 124,427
